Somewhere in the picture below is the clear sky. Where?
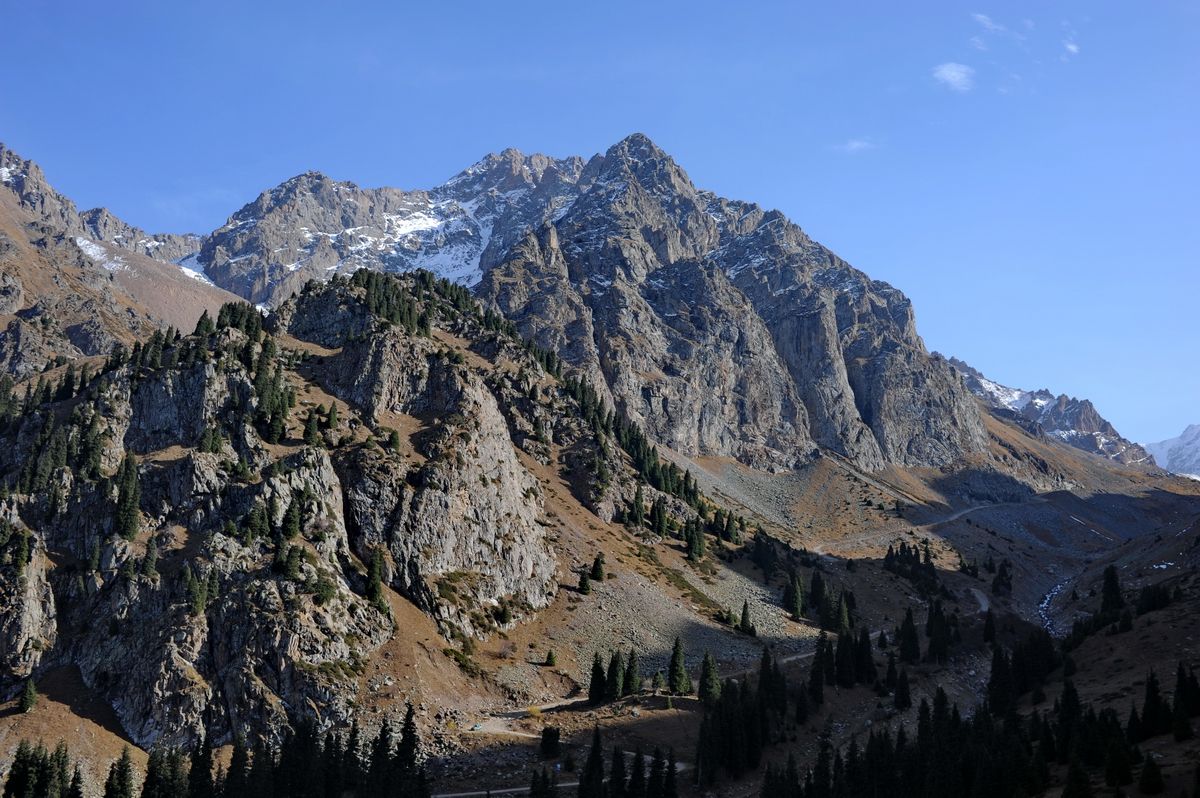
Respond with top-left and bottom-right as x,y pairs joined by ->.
1,1 -> 1196,443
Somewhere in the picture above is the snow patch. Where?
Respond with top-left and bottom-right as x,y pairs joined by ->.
175,253 -> 216,286
75,237 -> 127,272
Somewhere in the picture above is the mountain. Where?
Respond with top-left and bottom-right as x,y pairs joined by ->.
1145,424 -> 1200,478
0,144 -> 240,377
946,356 -> 1153,466
190,134 -> 987,473
199,150 -> 585,304
3,140 -> 1200,796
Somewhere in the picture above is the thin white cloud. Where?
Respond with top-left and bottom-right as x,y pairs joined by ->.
834,138 -> 876,154
972,13 -> 1006,33
970,35 -> 988,51
1063,40 -> 1080,55
933,62 -> 976,92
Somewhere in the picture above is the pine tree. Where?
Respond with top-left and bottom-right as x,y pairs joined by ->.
898,607 -> 921,664
609,746 -> 628,798
366,548 -> 386,611
114,453 -> 141,540
624,649 -> 641,696
667,637 -> 691,695
304,411 -> 321,446
578,569 -> 591,595
894,670 -> 912,710
545,649 -> 557,667
1061,756 -> 1093,798
738,600 -> 756,636
1101,564 -> 1124,615
18,678 -> 36,713
590,553 -> 605,581
982,608 -> 995,643
188,736 -> 215,798
1139,756 -> 1164,795
588,653 -> 607,705
103,747 -> 136,798
698,652 -> 721,705
606,650 -> 626,702
578,727 -> 606,798
397,701 -> 420,776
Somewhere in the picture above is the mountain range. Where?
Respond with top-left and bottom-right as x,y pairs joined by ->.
2,134 -> 1197,794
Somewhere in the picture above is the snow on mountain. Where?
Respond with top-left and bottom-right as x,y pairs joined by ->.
197,150 -> 587,305
1145,424 -> 1200,478
945,356 -> 1153,466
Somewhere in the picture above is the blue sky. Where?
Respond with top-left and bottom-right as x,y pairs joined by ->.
1,1 -> 1196,442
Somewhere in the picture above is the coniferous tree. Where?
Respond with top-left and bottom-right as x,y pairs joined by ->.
590,553 -> 605,581
983,608 -> 995,643
624,649 -> 641,696
188,736 -> 214,798
628,749 -> 647,798
606,650 -> 626,702
898,607 -> 921,664
667,637 -> 691,695
1139,756 -> 1164,795
578,569 -> 591,595
366,548 -> 386,611
699,652 -> 721,705
1101,564 -> 1124,615
1062,756 -> 1093,798
103,747 -> 136,798
18,678 -> 36,713
609,746 -> 628,798
894,669 -> 912,710
588,653 -> 607,705
114,453 -> 141,540
578,727 -> 606,798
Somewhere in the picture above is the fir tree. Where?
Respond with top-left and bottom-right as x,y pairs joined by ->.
578,569 -> 591,595
114,453 -> 141,540
667,637 -> 691,695
18,678 -> 36,713
578,727 -> 606,798
624,649 -> 641,696
605,650 -> 626,702
588,653 -> 607,705
590,552 -> 605,581
103,747 -> 136,798
898,607 -> 921,664
1139,756 -> 1164,795
894,669 -> 912,710
1101,564 -> 1124,615
698,652 -> 721,705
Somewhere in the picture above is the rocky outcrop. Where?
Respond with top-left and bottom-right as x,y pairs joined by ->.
0,526 -> 56,684
279,285 -> 558,638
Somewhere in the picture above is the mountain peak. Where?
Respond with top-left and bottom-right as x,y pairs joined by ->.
607,132 -> 668,162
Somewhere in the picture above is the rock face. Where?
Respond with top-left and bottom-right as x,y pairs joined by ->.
478,135 -> 984,470
194,134 -> 985,471
947,356 -> 1153,466
1145,424 -> 1200,478
278,285 -> 558,639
